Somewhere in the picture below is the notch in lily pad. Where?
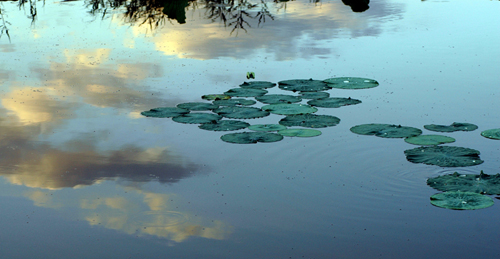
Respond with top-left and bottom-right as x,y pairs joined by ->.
323,77 -> 379,89
350,123 -> 422,138
424,122 -> 478,132
221,132 -> 283,144
427,171 -> 500,195
404,135 -> 455,146
141,107 -> 190,118
261,104 -> 318,115
307,97 -> 362,108
404,146 -> 483,167
430,191 -> 494,210
481,129 -> 500,140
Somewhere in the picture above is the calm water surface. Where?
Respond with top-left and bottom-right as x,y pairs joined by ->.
0,0 -> 499,258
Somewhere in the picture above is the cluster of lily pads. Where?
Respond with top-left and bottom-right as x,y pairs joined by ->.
141,76 -> 500,210
142,77 -> 375,144
349,121 -> 500,210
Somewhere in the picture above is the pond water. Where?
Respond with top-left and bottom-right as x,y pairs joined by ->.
0,0 -> 499,258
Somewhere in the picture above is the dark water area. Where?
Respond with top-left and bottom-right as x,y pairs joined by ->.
0,0 -> 499,258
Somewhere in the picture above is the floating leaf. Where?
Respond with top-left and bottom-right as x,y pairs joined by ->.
199,120 -> 250,131
424,122 -> 478,132
246,72 -> 255,79
278,79 -> 331,92
481,129 -> 500,140
404,146 -> 483,167
350,123 -> 422,138
239,81 -> 276,89
248,124 -> 287,132
430,191 -> 494,210
172,113 -> 222,124
224,88 -> 268,97
213,98 -> 256,106
278,129 -> 322,137
404,135 -> 456,146
261,104 -> 318,115
279,114 -> 340,128
141,107 -> 189,118
256,94 -> 302,104
214,107 -> 270,119
307,97 -> 362,108
427,171 -> 500,195
177,102 -> 219,111
323,77 -> 379,89
201,94 -> 231,100
221,132 -> 283,144
299,91 -> 330,99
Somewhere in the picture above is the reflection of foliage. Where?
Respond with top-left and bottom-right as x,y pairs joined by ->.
0,5 -> 11,41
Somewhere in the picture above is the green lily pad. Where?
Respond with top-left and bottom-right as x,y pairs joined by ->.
141,107 -> 189,118
278,129 -> 322,137
430,191 -> 494,210
279,114 -> 341,128
239,81 -> 276,89
199,120 -> 250,131
261,104 -> 318,115
404,135 -> 456,146
404,146 -> 483,167
176,102 -> 219,111
424,122 -> 478,132
221,132 -> 283,144
224,88 -> 268,97
278,79 -> 332,92
323,77 -> 379,89
214,107 -> 270,119
213,98 -> 256,106
172,113 -> 222,124
350,124 -> 422,138
201,94 -> 231,100
481,129 -> 500,140
427,171 -> 500,195
248,124 -> 287,132
307,97 -> 362,108
255,94 -> 302,104
299,92 -> 330,99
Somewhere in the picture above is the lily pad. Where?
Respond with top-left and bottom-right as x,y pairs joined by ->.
323,77 -> 379,89
404,135 -> 456,146
300,92 -> 330,99
261,104 -> 318,115
199,120 -> 250,131
239,81 -> 276,89
350,124 -> 422,138
427,171 -> 500,195
481,129 -> 500,140
429,191 -> 494,210
278,79 -> 331,92
177,102 -> 219,111
248,124 -> 287,132
201,94 -> 231,100
279,114 -> 341,128
256,94 -> 302,104
213,98 -> 256,106
424,122 -> 478,132
214,107 -> 270,119
224,88 -> 268,97
141,107 -> 189,118
307,97 -> 362,108
404,146 -> 483,167
172,113 -> 222,124
278,129 -> 322,137
221,132 -> 283,144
